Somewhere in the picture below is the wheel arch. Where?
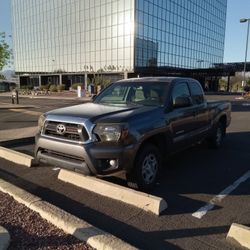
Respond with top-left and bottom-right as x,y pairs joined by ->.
135,133 -> 169,165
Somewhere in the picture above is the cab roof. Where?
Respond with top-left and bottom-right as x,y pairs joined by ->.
117,77 -> 195,83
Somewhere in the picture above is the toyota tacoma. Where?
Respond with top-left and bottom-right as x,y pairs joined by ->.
35,77 -> 231,191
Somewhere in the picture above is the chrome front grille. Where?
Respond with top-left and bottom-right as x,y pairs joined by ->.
43,121 -> 89,142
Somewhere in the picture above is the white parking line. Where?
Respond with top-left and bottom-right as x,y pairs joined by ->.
192,170 -> 250,219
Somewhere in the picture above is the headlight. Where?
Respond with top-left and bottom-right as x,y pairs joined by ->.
38,114 -> 46,131
93,124 -> 123,142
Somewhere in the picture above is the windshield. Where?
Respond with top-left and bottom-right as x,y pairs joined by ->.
94,81 -> 169,106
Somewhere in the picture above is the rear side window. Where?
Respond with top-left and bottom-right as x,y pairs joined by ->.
189,81 -> 204,105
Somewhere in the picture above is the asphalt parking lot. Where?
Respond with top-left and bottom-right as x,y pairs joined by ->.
0,94 -> 249,249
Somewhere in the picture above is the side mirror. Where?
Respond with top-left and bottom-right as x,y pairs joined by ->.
173,96 -> 192,108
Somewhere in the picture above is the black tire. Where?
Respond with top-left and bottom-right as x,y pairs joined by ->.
126,144 -> 161,192
207,121 -> 225,148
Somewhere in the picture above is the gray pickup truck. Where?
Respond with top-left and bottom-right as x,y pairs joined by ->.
35,77 -> 231,191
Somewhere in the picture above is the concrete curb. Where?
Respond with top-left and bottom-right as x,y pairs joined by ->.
58,169 -> 168,216
0,146 -> 34,167
226,223 -> 250,249
0,178 -> 137,250
0,226 -> 10,250
0,104 -> 36,109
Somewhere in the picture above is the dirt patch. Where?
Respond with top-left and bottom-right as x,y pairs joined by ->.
0,191 -> 93,250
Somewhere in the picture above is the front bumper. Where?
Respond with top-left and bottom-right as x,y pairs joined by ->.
35,134 -> 136,176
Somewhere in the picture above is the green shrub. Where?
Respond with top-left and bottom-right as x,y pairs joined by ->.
49,84 -> 57,92
20,85 -> 32,90
27,85 -> 34,90
71,83 -> 82,90
244,85 -> 250,92
20,85 -> 28,90
41,84 -> 50,91
57,84 -> 65,92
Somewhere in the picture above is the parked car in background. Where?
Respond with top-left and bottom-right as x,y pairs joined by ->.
0,81 -> 16,92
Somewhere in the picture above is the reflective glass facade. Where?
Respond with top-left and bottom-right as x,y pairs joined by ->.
12,0 -> 135,73
12,0 -> 227,73
135,0 -> 227,69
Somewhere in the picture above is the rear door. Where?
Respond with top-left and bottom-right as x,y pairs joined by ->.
188,80 -> 210,138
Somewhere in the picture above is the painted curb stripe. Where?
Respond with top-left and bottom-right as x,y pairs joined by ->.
227,223 -> 250,249
0,146 -> 34,167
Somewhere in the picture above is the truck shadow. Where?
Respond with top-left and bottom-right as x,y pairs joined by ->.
154,131 -> 250,214
103,131 -> 250,215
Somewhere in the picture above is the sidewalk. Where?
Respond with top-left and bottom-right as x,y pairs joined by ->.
0,91 -> 92,101
0,103 -> 36,109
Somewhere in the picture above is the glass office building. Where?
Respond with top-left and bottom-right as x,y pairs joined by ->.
11,0 -> 227,74
135,0 -> 227,69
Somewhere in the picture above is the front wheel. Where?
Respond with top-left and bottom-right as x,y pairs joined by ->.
126,144 -> 161,192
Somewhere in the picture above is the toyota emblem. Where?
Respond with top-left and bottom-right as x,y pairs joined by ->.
56,124 -> 66,135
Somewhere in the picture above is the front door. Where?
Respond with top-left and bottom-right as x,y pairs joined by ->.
167,82 -> 197,150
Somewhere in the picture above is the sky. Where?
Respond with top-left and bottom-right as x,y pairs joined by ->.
224,0 -> 250,62
0,0 -> 12,50
0,0 -> 250,70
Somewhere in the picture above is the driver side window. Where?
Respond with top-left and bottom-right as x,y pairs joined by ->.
172,83 -> 191,105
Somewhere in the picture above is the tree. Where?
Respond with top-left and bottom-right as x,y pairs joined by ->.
227,74 -> 244,92
218,79 -> 227,91
0,32 -> 11,71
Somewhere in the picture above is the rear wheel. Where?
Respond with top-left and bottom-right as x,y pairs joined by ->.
126,144 -> 160,192
207,121 -> 225,148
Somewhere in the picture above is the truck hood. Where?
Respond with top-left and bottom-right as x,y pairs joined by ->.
46,102 -> 162,123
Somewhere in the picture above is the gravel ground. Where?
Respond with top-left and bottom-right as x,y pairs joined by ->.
0,191 -> 93,250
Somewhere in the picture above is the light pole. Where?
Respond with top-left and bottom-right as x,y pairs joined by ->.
240,18 -> 250,87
